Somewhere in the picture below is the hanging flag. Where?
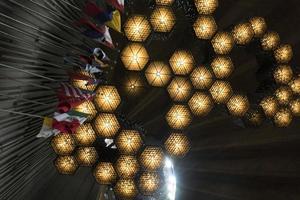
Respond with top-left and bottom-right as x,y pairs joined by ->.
52,111 -> 88,134
105,0 -> 124,13
106,10 -> 121,33
84,1 -> 113,24
93,47 -> 110,62
58,83 -> 95,100
83,64 -> 103,74
75,18 -> 105,39
57,94 -> 95,113
79,55 -> 93,65
94,26 -> 114,48
69,72 -> 98,85
36,117 -> 60,138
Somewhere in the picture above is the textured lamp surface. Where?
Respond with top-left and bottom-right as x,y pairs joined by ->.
190,66 -> 214,89
289,77 -> 300,94
75,147 -> 98,167
188,92 -> 214,117
194,0 -> 218,14
209,80 -> 233,104
55,156 -> 78,175
74,123 -> 97,146
114,179 -> 138,200
167,77 -> 192,102
121,43 -> 149,71
123,73 -> 145,96
275,86 -> 293,105
290,99 -> 300,116
211,56 -> 234,78
150,6 -> 176,33
124,15 -> 151,42
94,113 -> 120,138
94,162 -> 117,185
145,61 -> 172,87
166,105 -> 192,129
140,147 -> 164,170
74,101 -> 97,122
232,22 -> 254,45
165,133 -> 190,157
260,96 -> 278,117
169,50 -> 195,75
274,44 -> 293,64
261,31 -> 280,51
193,15 -> 217,40
95,85 -> 121,112
116,130 -> 143,155
72,71 -> 96,92
139,172 -> 160,195
249,17 -> 267,38
274,108 -> 293,128
244,109 -> 265,127
156,0 -> 174,5
51,134 -> 76,156
273,65 -> 293,84
211,32 -> 234,55
227,95 -> 250,117
115,155 -> 139,178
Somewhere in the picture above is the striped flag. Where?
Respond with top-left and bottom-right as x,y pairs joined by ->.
36,117 -> 59,138
94,26 -> 114,48
58,83 -> 95,100
84,1 -> 113,24
52,111 -> 88,134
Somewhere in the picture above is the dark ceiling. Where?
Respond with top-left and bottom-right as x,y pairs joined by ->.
0,0 -> 300,200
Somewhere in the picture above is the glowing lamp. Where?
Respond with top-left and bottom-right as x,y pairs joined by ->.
165,133 -> 190,157
274,108 -> 293,128
188,92 -> 214,117
274,44 -> 293,64
190,66 -> 214,89
121,43 -> 149,71
75,147 -> 98,167
51,134 -> 76,156
275,86 -> 293,105
74,123 -> 97,146
193,15 -> 217,40
156,0 -> 174,5
194,0 -> 218,14
145,61 -> 172,87
140,146 -> 164,170
115,155 -> 139,178
115,130 -> 143,155
211,56 -> 234,78
290,99 -> 300,116
139,172 -> 160,195
55,156 -> 78,175
114,179 -> 138,200
244,109 -> 265,127
166,105 -> 192,129
167,77 -> 192,102
94,113 -> 120,138
261,32 -> 280,51
232,23 -> 254,45
94,162 -> 117,185
95,86 -> 121,112
169,50 -> 195,75
211,32 -> 234,55
249,17 -> 267,38
209,80 -> 233,104
71,71 -> 96,92
273,65 -> 293,84
150,6 -> 176,33
289,77 -> 300,94
74,101 -> 97,122
227,94 -> 250,117
124,15 -> 151,42
260,96 -> 278,117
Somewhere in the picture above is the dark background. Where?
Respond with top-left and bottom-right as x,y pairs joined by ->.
0,0 -> 300,200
